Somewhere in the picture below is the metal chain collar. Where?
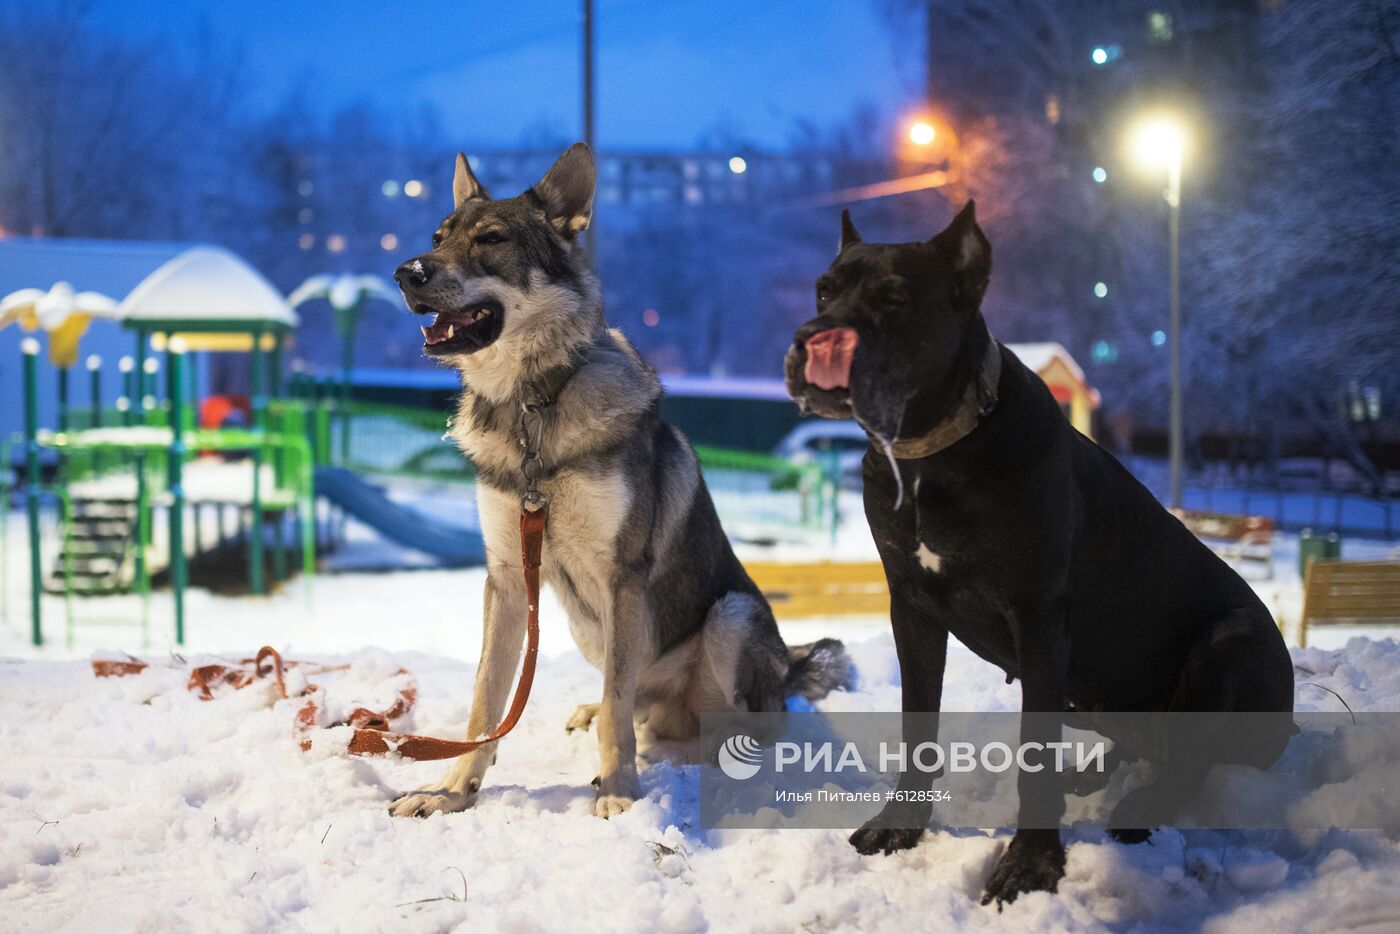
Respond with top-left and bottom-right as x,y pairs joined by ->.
519,392 -> 550,512
515,355 -> 587,512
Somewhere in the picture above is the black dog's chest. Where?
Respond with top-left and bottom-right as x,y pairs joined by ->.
867,471 -> 1020,675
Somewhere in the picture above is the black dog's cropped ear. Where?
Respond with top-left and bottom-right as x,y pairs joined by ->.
453,152 -> 490,207
839,209 -> 862,252
931,200 -> 991,308
532,142 -> 596,238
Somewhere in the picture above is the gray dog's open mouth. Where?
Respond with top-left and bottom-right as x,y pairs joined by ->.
415,299 -> 504,356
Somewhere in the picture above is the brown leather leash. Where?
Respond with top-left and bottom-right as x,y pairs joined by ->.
345,507 -> 547,759
93,507 -> 549,762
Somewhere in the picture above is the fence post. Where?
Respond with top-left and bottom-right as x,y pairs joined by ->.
119,355 -> 135,426
86,355 -> 102,429
249,327 -> 266,596
22,340 -> 43,646
56,365 -> 70,433
167,339 -> 188,644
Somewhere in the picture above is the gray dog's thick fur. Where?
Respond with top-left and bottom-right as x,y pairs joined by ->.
389,143 -> 848,819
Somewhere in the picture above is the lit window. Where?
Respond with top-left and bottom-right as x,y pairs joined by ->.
1147,11 -> 1173,44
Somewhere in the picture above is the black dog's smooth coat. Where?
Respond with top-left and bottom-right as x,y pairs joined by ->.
785,204 -> 1294,906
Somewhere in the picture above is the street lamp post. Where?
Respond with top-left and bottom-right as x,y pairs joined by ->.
1166,147 -> 1183,511
1129,114 -> 1189,509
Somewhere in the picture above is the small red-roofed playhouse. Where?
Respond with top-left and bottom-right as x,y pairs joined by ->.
1006,342 -> 1101,439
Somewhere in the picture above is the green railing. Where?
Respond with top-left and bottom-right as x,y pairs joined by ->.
37,424 -> 316,647
300,396 -> 834,534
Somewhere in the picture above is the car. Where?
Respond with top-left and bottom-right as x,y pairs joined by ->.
773,419 -> 869,489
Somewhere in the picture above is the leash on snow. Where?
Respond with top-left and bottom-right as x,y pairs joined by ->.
94,385 -> 560,762
92,508 -> 547,761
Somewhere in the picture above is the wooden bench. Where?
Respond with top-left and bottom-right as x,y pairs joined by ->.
1173,509 -> 1276,579
1297,559 -> 1400,647
744,561 -> 889,619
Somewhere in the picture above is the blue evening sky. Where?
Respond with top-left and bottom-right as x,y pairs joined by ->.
80,0 -> 920,149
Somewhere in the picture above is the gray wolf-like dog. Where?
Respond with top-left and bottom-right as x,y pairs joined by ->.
390,142 -> 849,819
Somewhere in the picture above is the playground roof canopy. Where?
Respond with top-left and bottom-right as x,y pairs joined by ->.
0,238 -> 297,332
120,246 -> 298,332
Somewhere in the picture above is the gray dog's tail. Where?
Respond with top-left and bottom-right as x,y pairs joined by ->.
784,638 -> 853,700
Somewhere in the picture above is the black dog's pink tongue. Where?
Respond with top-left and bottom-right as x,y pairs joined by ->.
804,328 -> 859,390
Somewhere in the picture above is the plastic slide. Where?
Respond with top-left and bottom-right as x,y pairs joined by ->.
313,467 -> 485,566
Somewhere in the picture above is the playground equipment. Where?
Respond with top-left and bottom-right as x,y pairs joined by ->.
17,337 -> 316,648
288,273 -> 399,464
1,281 -> 122,432
5,245 -> 321,647
1,249 -> 847,650
312,467 -> 484,565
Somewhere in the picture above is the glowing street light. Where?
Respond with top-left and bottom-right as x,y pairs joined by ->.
1127,111 -> 1191,508
728,156 -> 747,175
908,121 -> 936,146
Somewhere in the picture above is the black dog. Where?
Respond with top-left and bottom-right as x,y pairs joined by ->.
784,203 -> 1294,906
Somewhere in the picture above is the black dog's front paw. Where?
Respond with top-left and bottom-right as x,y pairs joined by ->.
848,801 -> 931,856
1106,784 -> 1166,845
980,829 -> 1066,908
1108,827 -> 1152,844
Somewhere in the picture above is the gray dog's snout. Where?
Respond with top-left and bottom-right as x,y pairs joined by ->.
394,258 -> 434,289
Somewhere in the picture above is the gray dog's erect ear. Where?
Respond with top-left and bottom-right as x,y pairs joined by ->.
839,209 -> 862,252
931,200 -> 991,307
533,142 -> 595,238
453,152 -> 490,207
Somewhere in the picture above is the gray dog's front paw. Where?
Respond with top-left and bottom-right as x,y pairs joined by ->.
593,769 -> 640,818
565,702 -> 600,733
388,777 -> 481,818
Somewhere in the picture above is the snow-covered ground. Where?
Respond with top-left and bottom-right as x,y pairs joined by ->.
3,500 -> 1400,931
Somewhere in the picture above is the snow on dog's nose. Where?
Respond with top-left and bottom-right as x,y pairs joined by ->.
803,328 -> 859,390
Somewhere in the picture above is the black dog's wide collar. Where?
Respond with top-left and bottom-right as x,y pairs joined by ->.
889,338 -> 1002,460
